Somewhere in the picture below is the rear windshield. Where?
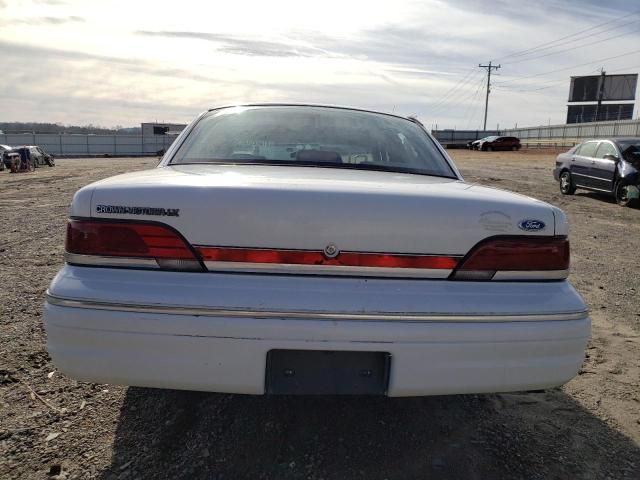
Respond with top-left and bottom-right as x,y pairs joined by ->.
171,106 -> 457,178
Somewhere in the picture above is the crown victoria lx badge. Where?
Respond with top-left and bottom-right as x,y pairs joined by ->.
96,205 -> 180,217
518,219 -> 546,232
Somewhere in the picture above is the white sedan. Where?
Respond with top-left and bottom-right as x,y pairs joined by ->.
44,105 -> 590,396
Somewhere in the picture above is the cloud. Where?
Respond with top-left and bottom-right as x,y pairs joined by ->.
2,15 -> 84,25
0,39 -> 273,125
0,40 -> 247,87
444,0 -> 629,20
385,67 -> 459,78
0,40 -> 140,65
0,35 -> 440,126
136,24 -> 487,72
37,15 -> 84,24
136,31 -> 332,58
296,26 -> 484,69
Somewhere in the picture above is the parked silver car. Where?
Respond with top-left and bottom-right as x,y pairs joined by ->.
553,138 -> 640,207
2,145 -> 55,170
0,144 -> 12,171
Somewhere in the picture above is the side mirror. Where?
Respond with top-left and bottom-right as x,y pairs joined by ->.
603,154 -> 618,161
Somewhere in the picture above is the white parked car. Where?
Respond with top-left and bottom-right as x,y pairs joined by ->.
44,105 -> 590,396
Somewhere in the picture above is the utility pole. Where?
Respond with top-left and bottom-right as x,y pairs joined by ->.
595,68 -> 606,122
479,61 -> 501,131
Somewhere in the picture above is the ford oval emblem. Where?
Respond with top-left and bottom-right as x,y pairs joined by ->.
518,219 -> 546,232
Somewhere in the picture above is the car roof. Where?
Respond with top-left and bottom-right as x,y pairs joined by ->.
205,103 -> 421,125
611,137 -> 640,143
580,137 -> 640,143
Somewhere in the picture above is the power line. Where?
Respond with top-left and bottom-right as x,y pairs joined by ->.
492,8 -> 640,62
501,15 -> 640,64
430,68 -> 478,106
428,72 -> 484,120
493,73 -> 579,92
608,64 -> 640,75
462,76 -> 487,116
502,25 -> 640,66
434,75 -> 486,129
495,80 -> 566,93
464,76 -> 488,129
494,60 -> 640,93
494,47 -> 640,85
495,76 -> 566,89
428,68 -> 482,113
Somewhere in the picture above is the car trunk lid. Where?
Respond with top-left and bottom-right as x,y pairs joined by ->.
84,164 -> 557,277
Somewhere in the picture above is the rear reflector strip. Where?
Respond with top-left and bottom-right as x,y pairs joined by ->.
196,246 -> 460,270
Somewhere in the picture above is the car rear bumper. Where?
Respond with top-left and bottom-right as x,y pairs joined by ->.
43,265 -> 590,396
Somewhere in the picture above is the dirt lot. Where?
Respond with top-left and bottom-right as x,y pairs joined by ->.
1,152 -> 639,479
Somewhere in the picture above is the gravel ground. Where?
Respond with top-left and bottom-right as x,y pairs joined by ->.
0,152 -> 639,479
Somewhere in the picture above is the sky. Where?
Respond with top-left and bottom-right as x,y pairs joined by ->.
1,0 -> 639,129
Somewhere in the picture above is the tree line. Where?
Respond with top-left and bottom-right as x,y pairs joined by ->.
0,122 -> 141,135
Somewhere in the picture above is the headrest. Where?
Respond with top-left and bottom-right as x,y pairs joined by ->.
296,149 -> 342,163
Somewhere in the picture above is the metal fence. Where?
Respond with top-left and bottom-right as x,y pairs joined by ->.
0,133 -> 179,156
501,118 -> 640,148
433,118 -> 640,149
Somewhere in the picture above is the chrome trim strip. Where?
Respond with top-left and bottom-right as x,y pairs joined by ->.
65,253 -> 159,269
572,172 -> 612,183
492,270 -> 569,280
45,293 -> 589,323
202,261 -> 453,278
572,172 -> 602,180
573,184 -> 612,193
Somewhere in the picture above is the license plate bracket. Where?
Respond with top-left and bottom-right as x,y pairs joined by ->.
266,350 -> 390,395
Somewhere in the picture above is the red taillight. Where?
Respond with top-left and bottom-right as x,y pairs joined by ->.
66,219 -> 202,271
196,246 -> 460,270
451,236 -> 569,280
